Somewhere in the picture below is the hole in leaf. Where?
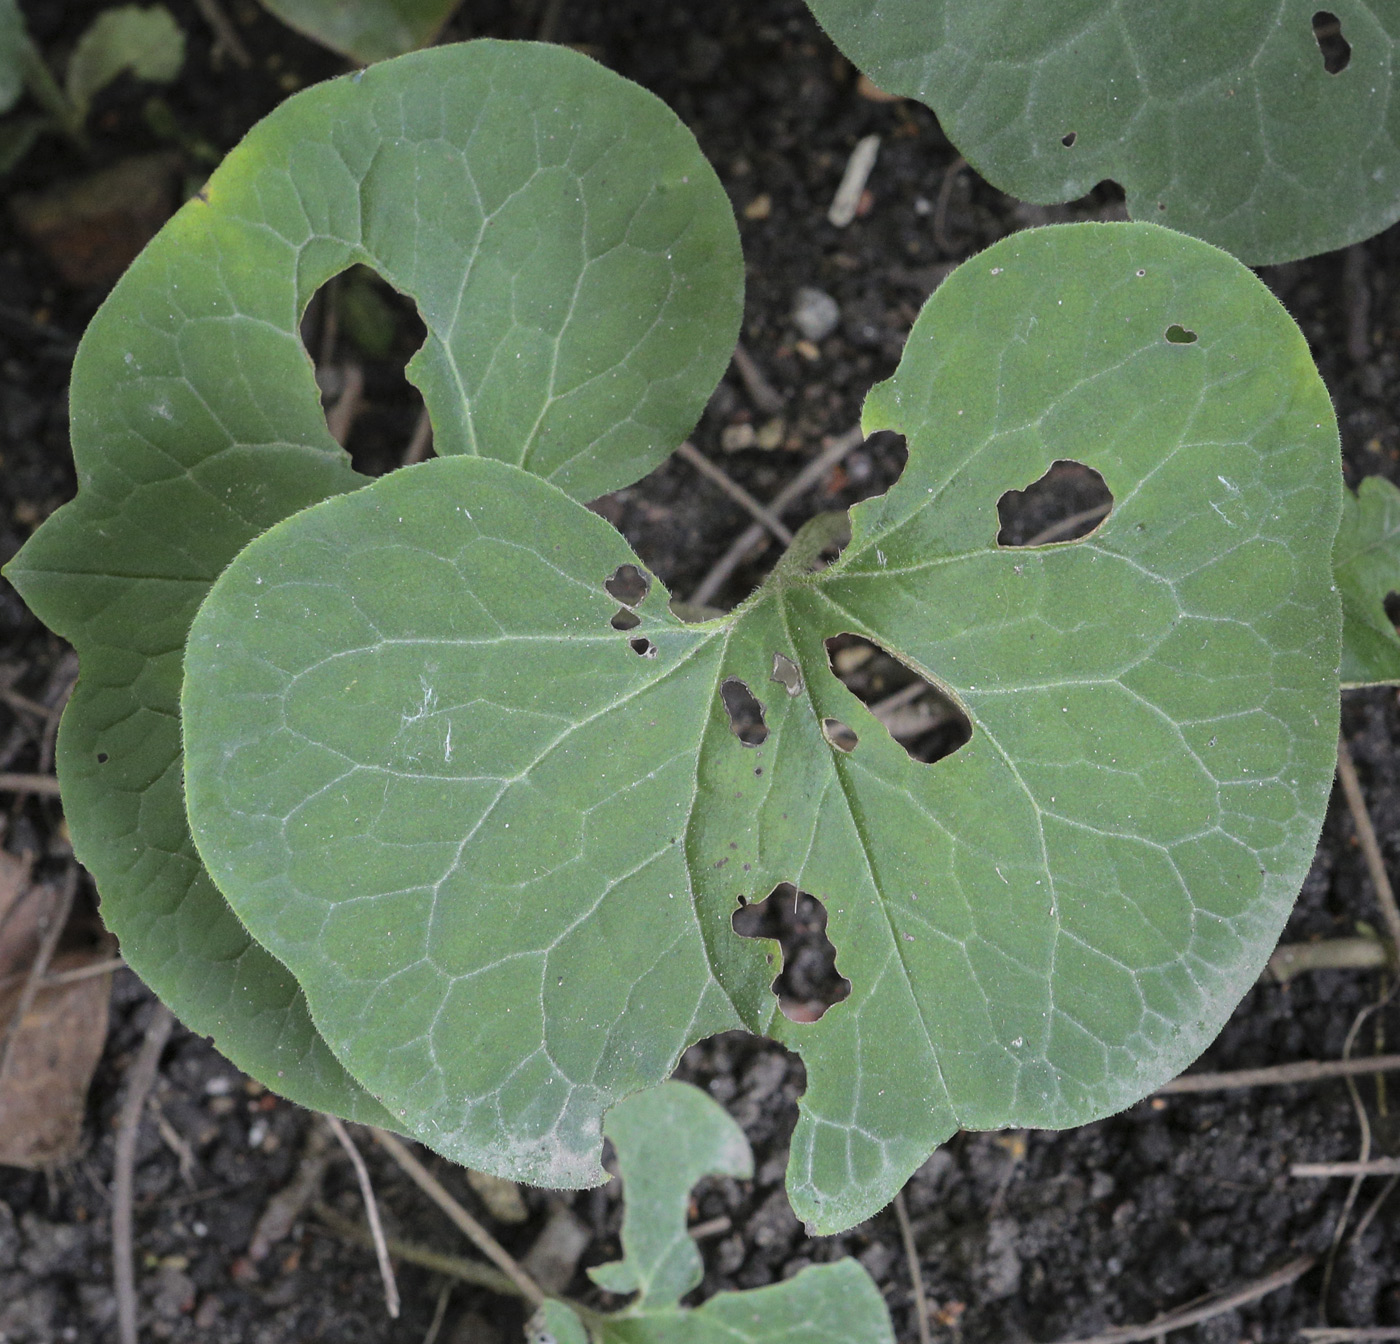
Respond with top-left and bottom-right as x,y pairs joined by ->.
996,459 -> 1113,547
1061,131 -> 1077,147
1384,591 -> 1400,626
732,884 -> 850,1022
303,265 -> 429,476
771,651 -> 803,697
96,752 -> 108,764
605,563 -> 650,606
825,633 -> 971,764
821,717 -> 859,752
610,607 -> 641,631
629,637 -> 657,658
1164,324 -> 1198,344
1312,10 -> 1351,73
721,677 -> 768,746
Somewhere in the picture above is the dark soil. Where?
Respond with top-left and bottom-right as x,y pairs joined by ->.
3,2 -> 1400,1341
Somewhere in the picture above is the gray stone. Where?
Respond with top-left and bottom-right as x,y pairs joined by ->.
792,287 -> 840,342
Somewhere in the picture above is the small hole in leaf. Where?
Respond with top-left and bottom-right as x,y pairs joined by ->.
996,459 -> 1113,547
822,717 -> 859,752
732,884 -> 850,1022
610,606 -> 641,631
825,633 -> 971,764
303,265 -> 429,476
629,637 -> 657,658
1061,131 -> 1077,147
1165,324 -> 1198,344
771,652 -> 803,697
1312,10 -> 1351,73
605,563 -> 650,606
96,752 -> 109,764
721,677 -> 769,746
1384,591 -> 1400,626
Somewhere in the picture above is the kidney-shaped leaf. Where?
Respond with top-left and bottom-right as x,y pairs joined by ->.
257,0 -> 459,64
804,0 -> 1400,264
3,40 -> 741,1122
183,223 -> 1341,1233
1336,474 -> 1400,686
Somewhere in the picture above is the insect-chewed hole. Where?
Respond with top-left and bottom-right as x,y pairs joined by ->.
721,677 -> 769,746
610,606 -> 641,631
770,651 -> 803,697
825,633 -> 970,764
1384,591 -> 1400,626
302,264 -> 429,476
996,459 -> 1113,547
1061,131 -> 1077,147
1165,324 -> 1198,345
1312,10 -> 1352,73
732,884 -> 851,1023
629,637 -> 657,658
605,563 -> 650,606
821,717 -> 859,753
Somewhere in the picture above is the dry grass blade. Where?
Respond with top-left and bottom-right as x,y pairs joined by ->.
326,1116 -> 400,1317
0,773 -> 62,797
1292,1158 -> 1400,1178
1158,1054 -> 1400,1093
893,1190 -> 930,1344
676,442 -> 794,545
1335,737 -> 1400,959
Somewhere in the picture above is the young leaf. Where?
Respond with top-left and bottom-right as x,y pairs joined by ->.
531,1082 -> 896,1342
257,0 -> 460,64
182,223 -> 1341,1233
1336,475 -> 1400,687
65,5 -> 184,122
0,0 -> 28,114
804,0 -> 1400,264
3,40 -> 741,1121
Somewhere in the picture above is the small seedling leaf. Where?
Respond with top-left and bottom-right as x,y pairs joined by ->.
65,5 -> 184,122
4,41 -> 741,1122
804,0 -> 1400,264
257,0 -> 460,64
1336,475 -> 1400,687
183,223 -> 1341,1233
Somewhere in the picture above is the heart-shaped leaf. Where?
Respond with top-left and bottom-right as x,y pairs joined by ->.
257,0 -> 459,64
183,222 -> 1341,1232
3,40 -> 742,1120
1337,475 -> 1400,687
804,0 -> 1400,264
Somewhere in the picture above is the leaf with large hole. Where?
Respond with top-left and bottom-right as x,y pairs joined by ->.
1336,474 -> 1400,687
802,0 -> 1400,263
182,222 -> 1341,1233
1,41 -> 742,1122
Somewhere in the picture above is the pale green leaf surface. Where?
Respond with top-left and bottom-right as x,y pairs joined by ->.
182,223 -> 1341,1233
65,5 -> 184,121
257,0 -> 459,63
3,40 -> 740,1121
1336,475 -> 1400,686
0,0 -> 28,114
804,0 -> 1400,264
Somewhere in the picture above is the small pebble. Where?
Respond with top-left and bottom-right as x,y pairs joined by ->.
792,287 -> 840,342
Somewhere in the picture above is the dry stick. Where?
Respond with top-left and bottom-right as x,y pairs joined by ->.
892,1191 -> 931,1344
0,772 -> 61,796
402,407 -> 433,466
326,1116 -> 400,1318
0,686 -> 48,722
0,954 -> 124,997
326,364 -> 365,446
1302,1328 -> 1400,1341
193,0 -> 253,68
689,425 -> 866,607
536,0 -> 566,41
1050,1255 -> 1315,1344
932,156 -> 966,256
114,1003 -> 175,1344
1347,1172 -> 1400,1248
1335,737 -> 1400,960
1158,1053 -> 1400,1094
731,343 -> 785,415
675,442 -> 794,546
421,1280 -> 452,1344
1293,1158 -> 1400,1178
0,867 -> 78,1088
1269,938 -> 1388,982
1023,501 -> 1112,548
370,1128 -> 546,1309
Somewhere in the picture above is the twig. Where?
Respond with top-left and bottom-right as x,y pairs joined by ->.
731,343 -> 785,415
1023,501 -> 1112,547
114,1003 -> 175,1344
0,953 -> 124,996
422,1280 -> 452,1344
1157,1054 -> 1400,1094
1269,938 -> 1388,982
325,364 -> 365,446
828,135 -> 880,227
193,0 -> 253,68
688,1216 -> 731,1239
1049,1255 -> 1315,1344
0,772 -> 61,796
893,1191 -> 931,1344
1292,1158 -> 1400,1178
403,406 -> 433,466
1348,1172 -> 1399,1248
689,425 -> 866,606
370,1128 -> 546,1308
1335,737 -> 1400,960
0,867 -> 78,1089
1301,1329 -> 1400,1340
676,442 -> 794,546
326,1117 -> 400,1317
1342,243 -> 1371,365
0,686 -> 48,722
932,156 -> 966,255
312,1201 -> 519,1297
536,0 -> 566,41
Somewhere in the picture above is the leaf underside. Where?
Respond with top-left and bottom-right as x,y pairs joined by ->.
1336,475 -> 1400,687
256,0 -> 460,65
183,222 -> 1341,1233
2,40 -> 742,1122
803,0 -> 1400,264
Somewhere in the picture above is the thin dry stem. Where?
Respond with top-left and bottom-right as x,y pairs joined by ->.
676,442 -> 794,545
1335,737 -> 1400,959
893,1190 -> 931,1344
326,1116 -> 400,1317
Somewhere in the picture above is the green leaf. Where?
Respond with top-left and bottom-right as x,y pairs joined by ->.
257,0 -> 460,64
0,0 -> 28,114
804,0 -> 1400,264
532,1082 -> 895,1343
3,40 -> 741,1121
65,5 -> 184,123
1337,475 -> 1400,687
182,222 -> 1341,1232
